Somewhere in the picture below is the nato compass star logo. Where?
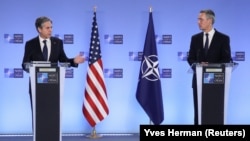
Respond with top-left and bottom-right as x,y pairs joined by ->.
141,55 -> 160,81
37,73 -> 48,83
203,73 -> 214,84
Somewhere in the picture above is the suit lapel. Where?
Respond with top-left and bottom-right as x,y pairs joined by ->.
34,37 -> 45,60
208,31 -> 218,53
198,33 -> 204,52
49,37 -> 55,61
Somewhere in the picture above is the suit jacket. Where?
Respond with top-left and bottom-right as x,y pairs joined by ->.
22,36 -> 78,72
187,29 -> 232,87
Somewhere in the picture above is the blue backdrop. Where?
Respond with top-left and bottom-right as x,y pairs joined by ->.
0,0 -> 249,134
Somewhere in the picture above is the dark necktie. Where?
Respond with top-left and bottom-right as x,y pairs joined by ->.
43,40 -> 48,61
204,33 -> 209,55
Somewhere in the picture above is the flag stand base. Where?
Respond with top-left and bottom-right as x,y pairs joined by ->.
86,127 -> 102,139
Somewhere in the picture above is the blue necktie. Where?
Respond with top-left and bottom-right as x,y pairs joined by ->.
204,33 -> 209,55
43,40 -> 48,61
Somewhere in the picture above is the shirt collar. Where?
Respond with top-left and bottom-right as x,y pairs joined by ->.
204,28 -> 215,36
39,36 -> 50,42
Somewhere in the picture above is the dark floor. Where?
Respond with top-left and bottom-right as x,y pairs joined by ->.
0,134 -> 140,141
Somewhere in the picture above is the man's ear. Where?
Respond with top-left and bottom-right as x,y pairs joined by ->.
37,27 -> 42,33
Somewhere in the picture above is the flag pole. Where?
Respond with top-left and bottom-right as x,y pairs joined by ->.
148,6 -> 153,126
149,6 -> 153,125
85,5 -> 102,139
136,5 -> 163,125
148,6 -> 162,126
86,126 -> 102,138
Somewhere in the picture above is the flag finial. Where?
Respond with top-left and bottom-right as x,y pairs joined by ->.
149,6 -> 153,12
93,6 -> 97,12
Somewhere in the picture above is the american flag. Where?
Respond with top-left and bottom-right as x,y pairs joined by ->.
83,11 -> 109,127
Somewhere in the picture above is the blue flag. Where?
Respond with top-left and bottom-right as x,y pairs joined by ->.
136,11 -> 164,125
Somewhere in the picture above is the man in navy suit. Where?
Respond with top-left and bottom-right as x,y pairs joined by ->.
187,9 -> 232,125
21,16 -> 85,126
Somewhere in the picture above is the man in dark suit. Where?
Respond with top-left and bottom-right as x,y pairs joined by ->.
21,16 -> 85,126
22,16 -> 85,72
187,9 -> 232,125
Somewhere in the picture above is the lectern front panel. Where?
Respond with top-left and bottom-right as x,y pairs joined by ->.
201,66 -> 225,124
35,67 -> 60,141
